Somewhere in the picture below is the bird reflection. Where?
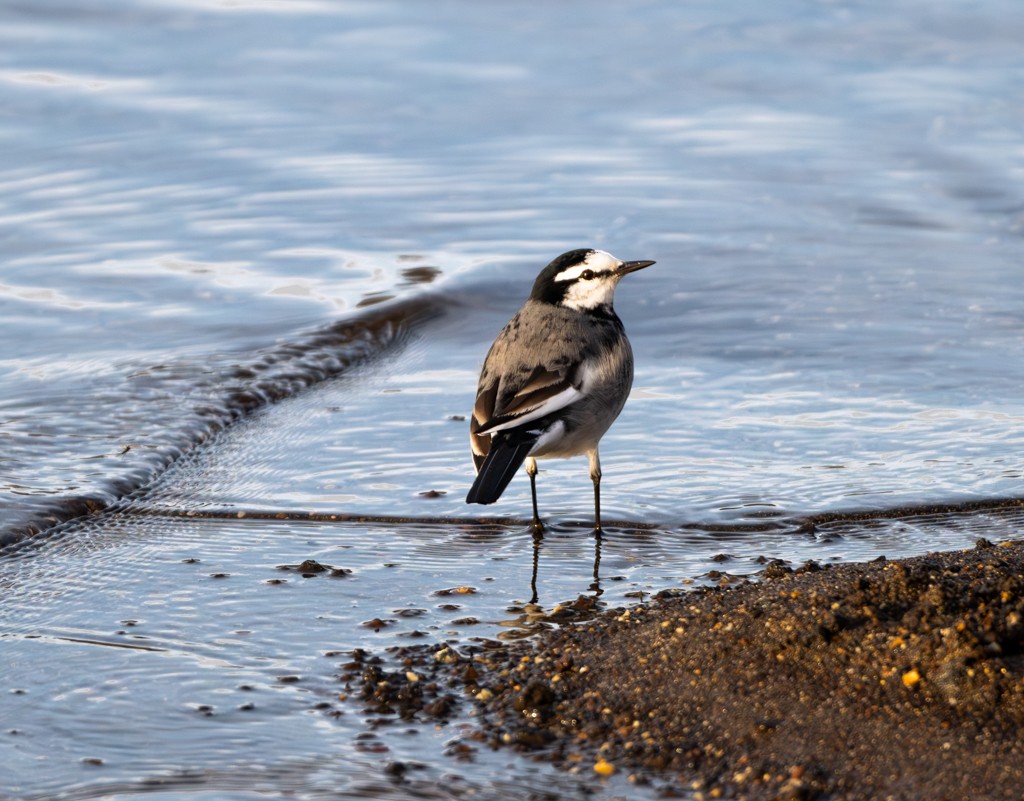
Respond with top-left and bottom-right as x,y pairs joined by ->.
527,528 -> 603,606
590,530 -> 603,597
530,529 -> 542,604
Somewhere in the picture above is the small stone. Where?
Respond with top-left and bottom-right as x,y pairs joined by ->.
594,759 -> 616,777
434,586 -> 477,596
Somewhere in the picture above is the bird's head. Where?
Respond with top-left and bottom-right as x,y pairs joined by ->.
529,249 -> 655,312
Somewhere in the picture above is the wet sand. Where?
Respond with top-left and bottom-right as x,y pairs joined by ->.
350,538 -> 1024,800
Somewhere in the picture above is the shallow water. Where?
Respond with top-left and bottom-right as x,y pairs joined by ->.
3,0 -> 1024,798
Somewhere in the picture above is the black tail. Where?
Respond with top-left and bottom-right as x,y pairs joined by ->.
466,430 -> 540,505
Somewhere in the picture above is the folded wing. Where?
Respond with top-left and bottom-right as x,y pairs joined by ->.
467,363 -> 581,504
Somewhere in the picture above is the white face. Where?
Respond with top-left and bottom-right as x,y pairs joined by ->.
554,250 -> 622,311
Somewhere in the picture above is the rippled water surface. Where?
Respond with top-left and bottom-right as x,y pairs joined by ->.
3,0 -> 1024,798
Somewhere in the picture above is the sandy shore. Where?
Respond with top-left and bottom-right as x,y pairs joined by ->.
349,538 -> 1024,800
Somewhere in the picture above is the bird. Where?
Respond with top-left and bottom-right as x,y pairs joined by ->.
466,248 -> 655,532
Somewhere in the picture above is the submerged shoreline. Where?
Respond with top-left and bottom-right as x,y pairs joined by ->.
352,538 -> 1024,800
0,296 -> 436,550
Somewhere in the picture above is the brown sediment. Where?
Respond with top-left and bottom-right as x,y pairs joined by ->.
348,539 -> 1024,801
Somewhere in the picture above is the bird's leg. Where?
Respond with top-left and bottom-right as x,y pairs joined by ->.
526,457 -> 543,533
588,448 -> 602,533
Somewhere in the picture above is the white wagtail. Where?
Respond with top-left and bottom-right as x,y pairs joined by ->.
465,248 -> 655,532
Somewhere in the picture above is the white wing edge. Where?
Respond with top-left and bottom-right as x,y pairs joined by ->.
476,384 -> 582,436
